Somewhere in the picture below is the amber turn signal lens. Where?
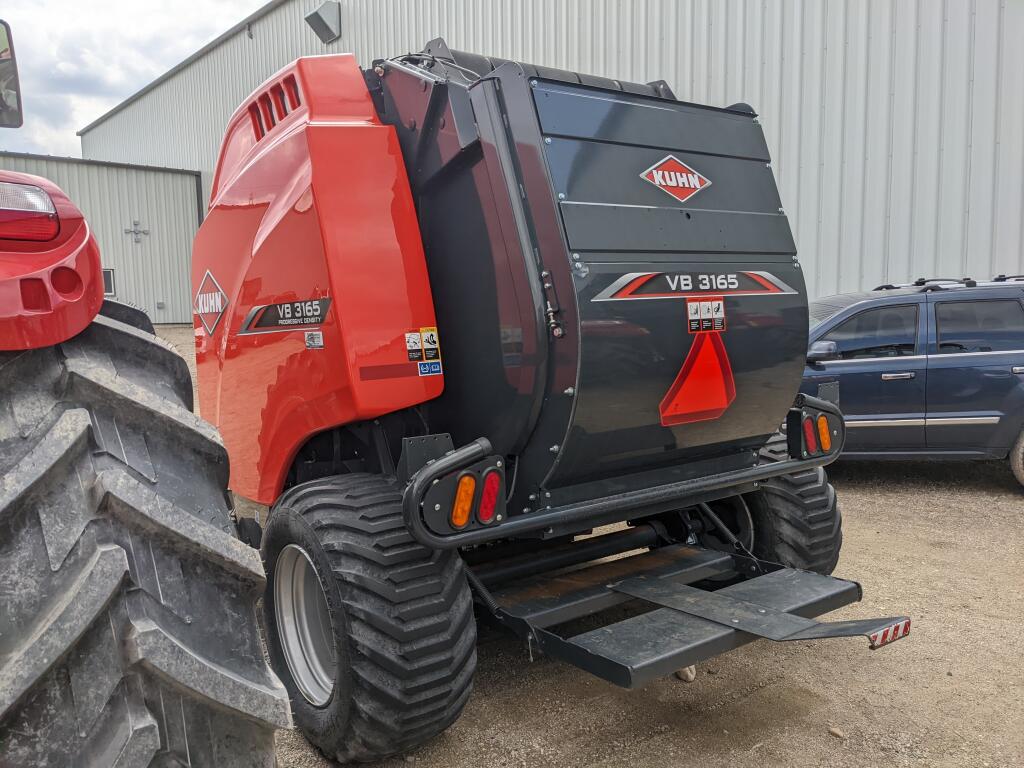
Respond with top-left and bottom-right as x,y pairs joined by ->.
451,474 -> 476,528
817,414 -> 832,452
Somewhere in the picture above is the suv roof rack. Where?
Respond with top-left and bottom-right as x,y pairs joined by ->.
992,274 -> 1024,282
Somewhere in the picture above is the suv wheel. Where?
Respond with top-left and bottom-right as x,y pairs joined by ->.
1010,428 -> 1024,488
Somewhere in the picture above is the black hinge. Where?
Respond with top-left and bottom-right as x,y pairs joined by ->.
539,265 -> 563,338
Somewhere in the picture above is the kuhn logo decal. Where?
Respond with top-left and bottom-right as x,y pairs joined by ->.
640,155 -> 711,203
194,270 -> 228,335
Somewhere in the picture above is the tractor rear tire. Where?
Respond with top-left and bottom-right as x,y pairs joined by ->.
261,473 -> 476,763
744,435 -> 843,575
0,307 -> 290,767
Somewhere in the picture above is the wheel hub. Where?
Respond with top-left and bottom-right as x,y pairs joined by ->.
274,544 -> 337,706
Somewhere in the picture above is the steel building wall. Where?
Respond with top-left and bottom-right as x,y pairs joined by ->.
0,153 -> 201,322
80,0 -> 1024,298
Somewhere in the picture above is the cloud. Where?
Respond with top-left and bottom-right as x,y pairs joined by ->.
0,0 -> 266,156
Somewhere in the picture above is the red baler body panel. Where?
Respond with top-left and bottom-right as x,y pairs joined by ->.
193,55 -> 442,503
0,170 -> 103,350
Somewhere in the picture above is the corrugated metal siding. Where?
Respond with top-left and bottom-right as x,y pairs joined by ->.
80,0 -> 1024,297
0,153 -> 200,322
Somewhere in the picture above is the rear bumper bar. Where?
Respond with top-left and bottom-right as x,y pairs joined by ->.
402,395 -> 845,550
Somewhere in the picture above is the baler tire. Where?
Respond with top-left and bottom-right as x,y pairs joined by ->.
745,435 -> 843,575
1010,427 -> 1024,488
0,314 -> 290,767
261,474 -> 477,763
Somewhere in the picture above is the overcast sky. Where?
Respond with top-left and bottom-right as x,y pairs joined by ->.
0,0 -> 267,157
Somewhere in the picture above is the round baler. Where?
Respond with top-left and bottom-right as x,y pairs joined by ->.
193,40 -> 907,764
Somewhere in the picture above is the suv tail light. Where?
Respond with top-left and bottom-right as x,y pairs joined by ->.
0,181 -> 60,242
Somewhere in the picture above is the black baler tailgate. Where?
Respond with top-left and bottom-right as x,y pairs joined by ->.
533,81 -> 807,488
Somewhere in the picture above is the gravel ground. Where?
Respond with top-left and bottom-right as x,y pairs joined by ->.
158,324 -> 1023,768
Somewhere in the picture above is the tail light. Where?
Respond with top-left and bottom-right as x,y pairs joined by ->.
786,395 -> 844,459
477,470 -> 501,524
0,181 -> 60,242
450,473 -> 476,528
802,416 -> 818,454
816,414 -> 832,452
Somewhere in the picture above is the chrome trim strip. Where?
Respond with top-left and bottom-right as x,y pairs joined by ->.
845,416 -> 1000,428
928,350 -> 1024,359
817,349 -> 1024,365
925,416 -> 1001,426
821,355 -> 926,365
845,418 -> 926,428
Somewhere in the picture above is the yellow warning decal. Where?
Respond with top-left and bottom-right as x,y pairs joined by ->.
420,327 -> 441,361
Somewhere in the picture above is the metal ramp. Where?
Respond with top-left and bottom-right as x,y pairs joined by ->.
480,544 -> 910,689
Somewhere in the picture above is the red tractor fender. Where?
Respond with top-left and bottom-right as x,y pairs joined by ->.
0,170 -> 103,350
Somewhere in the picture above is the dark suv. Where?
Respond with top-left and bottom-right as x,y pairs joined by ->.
802,277 -> 1024,485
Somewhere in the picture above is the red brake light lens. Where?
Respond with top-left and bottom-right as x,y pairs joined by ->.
802,416 -> 818,454
477,470 -> 501,524
0,182 -> 59,242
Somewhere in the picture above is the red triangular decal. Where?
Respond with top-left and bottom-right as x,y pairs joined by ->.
659,332 -> 736,426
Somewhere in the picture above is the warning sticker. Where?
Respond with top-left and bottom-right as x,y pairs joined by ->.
405,332 -> 423,361
418,360 -> 443,377
305,330 -> 324,349
687,300 -> 701,332
711,299 -> 725,330
687,296 -> 726,334
420,327 -> 441,360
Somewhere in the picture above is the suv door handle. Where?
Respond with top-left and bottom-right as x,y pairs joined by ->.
881,372 -> 915,381
1013,366 -> 1024,374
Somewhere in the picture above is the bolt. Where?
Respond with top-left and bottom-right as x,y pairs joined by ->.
778,207 -> 785,214
557,193 -> 566,200
549,444 -> 560,454
496,460 -> 502,468
529,493 -> 538,501
496,515 -> 503,521
434,503 -> 441,511
522,507 -> 531,514
544,137 -> 552,144
552,326 -> 564,338
564,387 -> 575,395
571,253 -> 580,261
731,618 -> 740,624
544,491 -> 551,498
541,270 -> 550,277
374,65 -> 385,76
544,282 -> 553,289
530,79 -> 538,87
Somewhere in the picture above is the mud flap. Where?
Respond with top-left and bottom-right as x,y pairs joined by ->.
480,545 -> 909,689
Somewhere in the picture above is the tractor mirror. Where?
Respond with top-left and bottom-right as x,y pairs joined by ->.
0,21 -> 23,129
807,340 -> 838,364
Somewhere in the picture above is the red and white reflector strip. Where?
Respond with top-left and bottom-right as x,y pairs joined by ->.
0,181 -> 59,242
869,618 -> 911,649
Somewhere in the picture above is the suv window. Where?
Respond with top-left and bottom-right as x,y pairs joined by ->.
935,299 -> 1024,353
821,304 -> 918,359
